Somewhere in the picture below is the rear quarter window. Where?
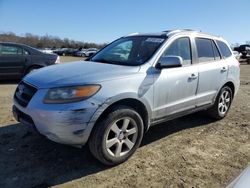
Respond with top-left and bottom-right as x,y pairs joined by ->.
216,40 -> 232,58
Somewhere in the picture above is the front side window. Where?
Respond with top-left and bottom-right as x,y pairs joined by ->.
216,40 -> 232,58
162,37 -> 192,66
195,38 -> 215,63
1,45 -> 23,55
91,36 -> 166,66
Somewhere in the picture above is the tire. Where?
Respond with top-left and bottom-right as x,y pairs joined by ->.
88,105 -> 144,166
207,86 -> 233,119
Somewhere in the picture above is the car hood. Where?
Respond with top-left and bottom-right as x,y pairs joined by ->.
24,61 -> 141,89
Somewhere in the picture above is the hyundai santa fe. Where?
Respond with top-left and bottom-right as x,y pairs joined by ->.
12,29 -> 240,165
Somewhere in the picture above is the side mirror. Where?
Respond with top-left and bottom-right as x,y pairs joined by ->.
156,56 -> 183,69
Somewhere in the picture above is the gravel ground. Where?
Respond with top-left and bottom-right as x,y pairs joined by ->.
0,60 -> 249,188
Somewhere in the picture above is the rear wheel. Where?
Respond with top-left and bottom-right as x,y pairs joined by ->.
207,86 -> 233,119
88,105 -> 144,165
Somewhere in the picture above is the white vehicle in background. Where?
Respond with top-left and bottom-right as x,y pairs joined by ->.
73,48 -> 98,57
40,48 -> 54,54
227,165 -> 250,188
83,48 -> 98,57
233,51 -> 242,60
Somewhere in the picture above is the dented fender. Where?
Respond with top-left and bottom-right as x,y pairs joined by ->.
82,93 -> 152,144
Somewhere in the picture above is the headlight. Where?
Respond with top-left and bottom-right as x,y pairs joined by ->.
43,85 -> 101,104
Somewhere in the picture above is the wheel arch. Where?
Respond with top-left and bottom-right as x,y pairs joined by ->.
100,98 -> 149,130
24,64 -> 44,75
85,96 -> 151,144
223,81 -> 235,98
212,81 -> 235,105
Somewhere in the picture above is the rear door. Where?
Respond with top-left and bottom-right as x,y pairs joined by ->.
0,44 -> 26,78
195,38 -> 228,106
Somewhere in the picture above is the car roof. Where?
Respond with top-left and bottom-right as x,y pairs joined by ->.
124,29 -> 224,41
0,42 -> 30,47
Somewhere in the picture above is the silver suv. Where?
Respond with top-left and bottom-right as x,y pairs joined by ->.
13,29 -> 240,165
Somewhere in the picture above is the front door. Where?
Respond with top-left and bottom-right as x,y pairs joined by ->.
0,44 -> 26,79
153,37 -> 198,120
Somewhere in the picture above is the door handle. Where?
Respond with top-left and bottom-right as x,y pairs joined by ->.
189,73 -> 198,79
221,67 -> 227,72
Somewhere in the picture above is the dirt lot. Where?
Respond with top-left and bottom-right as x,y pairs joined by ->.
0,58 -> 249,188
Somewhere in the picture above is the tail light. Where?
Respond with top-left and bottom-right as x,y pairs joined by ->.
55,56 -> 60,64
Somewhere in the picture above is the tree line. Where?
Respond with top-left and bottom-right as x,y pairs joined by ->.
1,32 -> 249,50
0,32 -> 107,49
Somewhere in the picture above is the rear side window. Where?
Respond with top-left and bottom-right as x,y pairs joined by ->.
162,37 -> 192,66
195,38 -> 215,63
216,40 -> 232,58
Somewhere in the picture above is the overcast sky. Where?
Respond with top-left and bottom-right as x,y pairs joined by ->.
0,0 -> 249,44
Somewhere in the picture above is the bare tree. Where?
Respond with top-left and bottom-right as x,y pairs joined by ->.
0,32 -> 107,49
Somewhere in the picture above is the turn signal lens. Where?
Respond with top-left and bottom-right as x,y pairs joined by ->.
75,85 -> 100,97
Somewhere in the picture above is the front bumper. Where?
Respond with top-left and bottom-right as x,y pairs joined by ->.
13,88 -> 101,146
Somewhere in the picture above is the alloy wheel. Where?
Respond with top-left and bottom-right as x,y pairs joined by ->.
105,117 -> 138,157
218,90 -> 231,115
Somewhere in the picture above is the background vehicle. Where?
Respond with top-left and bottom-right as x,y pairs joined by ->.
53,48 -> 78,56
13,30 -> 240,165
39,48 -> 54,54
234,44 -> 250,64
233,51 -> 242,60
72,49 -> 87,57
0,42 -> 60,80
227,165 -> 250,188
82,48 -> 98,57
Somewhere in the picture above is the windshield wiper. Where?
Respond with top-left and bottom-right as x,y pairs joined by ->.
92,59 -> 121,65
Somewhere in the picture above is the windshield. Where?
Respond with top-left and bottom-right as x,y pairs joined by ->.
90,36 -> 166,66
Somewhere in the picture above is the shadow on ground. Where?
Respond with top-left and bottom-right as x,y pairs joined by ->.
0,113 -> 215,188
0,79 -> 20,85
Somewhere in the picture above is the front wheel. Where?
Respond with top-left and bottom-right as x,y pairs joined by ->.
207,86 -> 233,119
88,105 -> 144,166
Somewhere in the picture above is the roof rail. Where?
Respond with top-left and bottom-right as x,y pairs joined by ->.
124,32 -> 139,37
163,29 -> 197,36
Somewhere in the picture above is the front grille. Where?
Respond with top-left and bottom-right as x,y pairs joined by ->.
14,81 -> 37,107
